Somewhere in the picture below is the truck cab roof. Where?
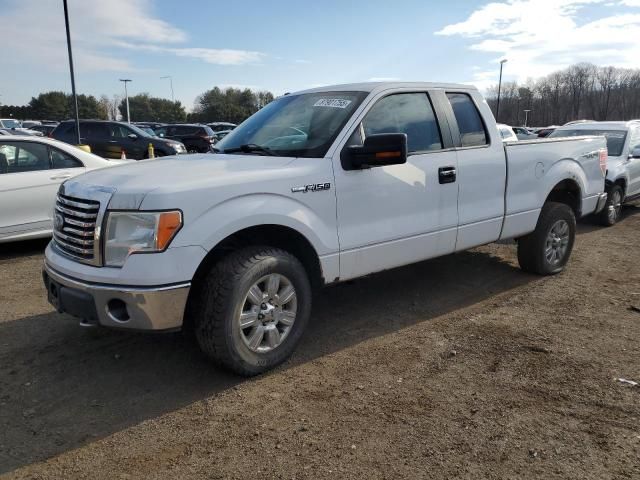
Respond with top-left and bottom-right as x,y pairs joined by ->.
293,81 -> 478,95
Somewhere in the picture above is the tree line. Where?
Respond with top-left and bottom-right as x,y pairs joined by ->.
0,87 -> 275,124
486,63 -> 640,127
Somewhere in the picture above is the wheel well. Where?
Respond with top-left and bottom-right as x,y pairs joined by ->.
191,225 -> 324,291
607,178 -> 627,196
545,179 -> 581,217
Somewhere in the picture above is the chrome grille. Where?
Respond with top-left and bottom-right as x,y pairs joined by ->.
53,194 -> 100,262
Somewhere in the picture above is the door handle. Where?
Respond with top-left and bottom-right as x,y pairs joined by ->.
438,166 -> 457,184
50,174 -> 72,180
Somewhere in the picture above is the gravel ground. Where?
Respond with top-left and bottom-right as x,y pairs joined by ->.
1,208 -> 639,479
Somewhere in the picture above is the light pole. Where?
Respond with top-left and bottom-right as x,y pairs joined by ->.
524,109 -> 531,127
496,59 -> 508,123
63,0 -> 81,145
119,79 -> 132,123
160,76 -> 174,102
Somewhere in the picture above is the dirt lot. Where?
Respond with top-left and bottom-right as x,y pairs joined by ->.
1,209 -> 639,480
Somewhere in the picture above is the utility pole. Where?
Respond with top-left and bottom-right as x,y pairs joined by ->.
524,109 -> 531,127
119,79 -> 132,123
496,59 -> 508,123
63,0 -> 81,145
160,76 -> 174,102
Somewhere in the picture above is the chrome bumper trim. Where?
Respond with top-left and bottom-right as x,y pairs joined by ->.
43,262 -> 190,331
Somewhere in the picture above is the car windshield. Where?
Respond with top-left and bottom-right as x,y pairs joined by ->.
216,91 -> 367,157
2,119 -> 21,128
549,128 -> 627,157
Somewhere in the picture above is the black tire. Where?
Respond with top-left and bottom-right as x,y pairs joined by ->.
192,246 -> 311,376
517,202 -> 576,275
598,184 -> 623,226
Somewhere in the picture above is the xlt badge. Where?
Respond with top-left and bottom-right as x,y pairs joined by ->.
291,183 -> 331,193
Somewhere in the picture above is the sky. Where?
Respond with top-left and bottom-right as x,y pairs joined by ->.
1,0 -> 640,111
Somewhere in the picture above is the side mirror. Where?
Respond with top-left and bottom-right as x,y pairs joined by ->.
158,133 -> 165,138
630,145 -> 640,159
341,133 -> 408,171
127,133 -> 138,140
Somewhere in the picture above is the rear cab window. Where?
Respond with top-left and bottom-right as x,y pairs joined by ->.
446,93 -> 489,148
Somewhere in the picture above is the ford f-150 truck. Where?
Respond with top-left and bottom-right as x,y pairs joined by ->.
43,82 -> 608,375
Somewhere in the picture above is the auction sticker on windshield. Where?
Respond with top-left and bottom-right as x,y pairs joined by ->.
314,99 -> 352,108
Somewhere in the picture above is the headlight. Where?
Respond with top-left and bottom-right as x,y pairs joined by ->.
104,211 -> 182,267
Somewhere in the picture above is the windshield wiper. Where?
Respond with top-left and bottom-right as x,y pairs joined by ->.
223,144 -> 277,156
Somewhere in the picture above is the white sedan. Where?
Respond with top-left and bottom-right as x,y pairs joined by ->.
0,135 -> 126,243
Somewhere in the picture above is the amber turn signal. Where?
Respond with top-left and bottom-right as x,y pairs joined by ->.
375,151 -> 402,159
156,211 -> 182,250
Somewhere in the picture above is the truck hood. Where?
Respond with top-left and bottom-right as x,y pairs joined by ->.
65,153 -> 296,209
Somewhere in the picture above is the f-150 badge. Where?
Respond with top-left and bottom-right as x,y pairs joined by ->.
291,183 -> 331,193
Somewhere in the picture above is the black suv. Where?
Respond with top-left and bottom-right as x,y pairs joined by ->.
51,120 -> 186,159
155,124 -> 216,153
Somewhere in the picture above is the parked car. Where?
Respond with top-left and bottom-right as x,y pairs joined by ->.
512,126 -> 538,140
138,126 -> 159,137
537,126 -> 559,137
154,123 -> 216,153
549,120 -> 640,225
43,81 -> 607,376
213,129 -> 233,141
497,124 -> 518,142
0,136 -> 127,243
0,127 -> 42,137
21,120 -> 42,128
564,120 -> 593,126
29,124 -> 57,136
0,118 -> 22,129
51,120 -> 186,159
134,122 -> 166,131
208,122 -> 237,132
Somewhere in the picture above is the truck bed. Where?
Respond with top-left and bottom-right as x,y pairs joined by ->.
500,135 -> 607,240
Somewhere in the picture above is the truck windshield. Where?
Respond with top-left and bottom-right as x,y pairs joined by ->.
216,91 -> 367,158
549,129 -> 627,157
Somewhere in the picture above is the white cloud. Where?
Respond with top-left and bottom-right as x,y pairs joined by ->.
436,0 -> 640,91
368,77 -> 401,82
161,48 -> 264,66
0,0 -> 266,74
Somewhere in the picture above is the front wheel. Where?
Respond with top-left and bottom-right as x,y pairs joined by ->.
192,246 -> 312,376
517,202 -> 576,275
598,185 -> 623,226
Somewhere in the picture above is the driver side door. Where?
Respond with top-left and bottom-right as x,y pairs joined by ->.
332,91 -> 459,280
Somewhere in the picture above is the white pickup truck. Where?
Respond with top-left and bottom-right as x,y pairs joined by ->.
43,82 -> 608,375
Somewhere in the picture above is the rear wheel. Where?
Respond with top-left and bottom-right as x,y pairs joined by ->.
599,185 -> 623,226
192,246 -> 311,376
517,202 -> 576,275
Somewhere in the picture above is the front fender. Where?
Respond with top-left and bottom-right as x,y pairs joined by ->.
174,193 -> 339,257
605,160 -> 629,192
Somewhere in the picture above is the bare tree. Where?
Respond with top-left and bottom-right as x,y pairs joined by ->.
486,63 -> 640,127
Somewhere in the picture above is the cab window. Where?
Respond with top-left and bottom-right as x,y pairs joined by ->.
446,93 -> 488,147
350,93 -> 443,153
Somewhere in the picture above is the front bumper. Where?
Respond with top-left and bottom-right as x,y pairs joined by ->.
594,192 -> 608,214
43,262 -> 190,331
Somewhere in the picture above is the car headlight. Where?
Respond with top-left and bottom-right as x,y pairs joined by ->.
104,211 -> 182,267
